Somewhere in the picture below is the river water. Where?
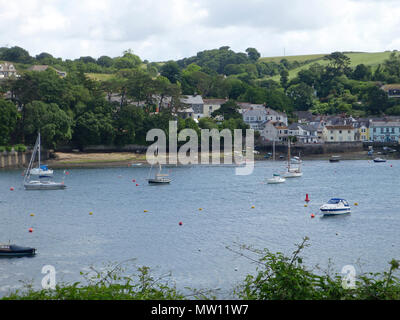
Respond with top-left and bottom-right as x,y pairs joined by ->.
0,160 -> 399,297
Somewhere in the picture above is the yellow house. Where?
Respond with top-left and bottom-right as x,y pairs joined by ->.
322,125 -> 356,142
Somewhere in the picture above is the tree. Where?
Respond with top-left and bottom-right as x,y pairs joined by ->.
352,64 -> 371,81
324,52 -> 351,77
211,100 -> 241,120
74,111 -> 114,147
23,101 -> 73,148
160,61 -> 181,84
97,56 -> 114,68
286,83 -> 315,111
0,99 -> 19,145
280,69 -> 289,89
0,46 -> 32,63
246,48 -> 261,62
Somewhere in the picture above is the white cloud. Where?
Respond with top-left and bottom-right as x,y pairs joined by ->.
0,0 -> 399,61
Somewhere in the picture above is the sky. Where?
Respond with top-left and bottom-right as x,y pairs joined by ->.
1,0 -> 400,62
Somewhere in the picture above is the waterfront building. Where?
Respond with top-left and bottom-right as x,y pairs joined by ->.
322,125 -> 356,142
369,121 -> 400,142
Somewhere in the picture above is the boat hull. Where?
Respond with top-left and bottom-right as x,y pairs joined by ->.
320,209 -> 351,216
24,182 -> 66,190
0,245 -> 36,257
147,179 -> 171,184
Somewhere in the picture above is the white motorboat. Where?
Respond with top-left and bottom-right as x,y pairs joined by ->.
267,174 -> 286,184
320,198 -> 351,215
373,157 -> 386,163
24,132 -> 66,190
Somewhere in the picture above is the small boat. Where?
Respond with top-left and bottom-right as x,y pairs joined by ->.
329,155 -> 341,162
267,174 -> 286,184
24,132 -> 66,190
373,157 -> 386,163
291,156 -> 302,164
147,163 -> 171,184
283,141 -> 303,178
320,198 -> 351,216
0,244 -> 36,257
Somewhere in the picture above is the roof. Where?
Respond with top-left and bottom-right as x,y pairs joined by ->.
243,108 -> 267,117
325,125 -> 354,130
370,121 -> 400,127
381,84 -> 400,91
203,98 -> 228,105
180,95 -> 204,105
299,124 -> 317,132
29,65 -> 49,72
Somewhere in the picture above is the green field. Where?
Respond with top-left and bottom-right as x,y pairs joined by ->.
260,51 -> 393,81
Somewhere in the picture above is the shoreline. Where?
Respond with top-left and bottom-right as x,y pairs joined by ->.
1,150 -> 398,170
42,151 -> 400,169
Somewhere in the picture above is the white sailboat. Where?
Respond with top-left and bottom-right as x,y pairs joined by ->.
146,163 -> 171,184
267,173 -> 286,184
24,132 -> 66,190
28,132 -> 54,177
283,140 -> 302,178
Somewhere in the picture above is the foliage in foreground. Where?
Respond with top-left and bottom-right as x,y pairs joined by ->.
3,238 -> 400,300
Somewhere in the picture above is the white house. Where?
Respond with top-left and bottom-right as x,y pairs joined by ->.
322,125 -> 356,142
242,108 -> 268,131
180,95 -> 204,119
203,98 -> 227,117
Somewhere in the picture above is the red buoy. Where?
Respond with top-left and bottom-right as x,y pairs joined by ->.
28,228 -> 33,233
311,214 -> 315,219
132,179 -> 136,182
10,187 -> 14,191
179,222 -> 183,226
305,194 -> 310,202
136,184 -> 139,186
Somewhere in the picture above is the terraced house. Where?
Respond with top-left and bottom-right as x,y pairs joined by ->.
369,121 -> 400,142
322,125 -> 356,142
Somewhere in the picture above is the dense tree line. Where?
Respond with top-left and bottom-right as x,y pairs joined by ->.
1,46 -> 400,149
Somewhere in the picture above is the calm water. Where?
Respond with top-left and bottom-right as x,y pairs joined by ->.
0,160 -> 399,297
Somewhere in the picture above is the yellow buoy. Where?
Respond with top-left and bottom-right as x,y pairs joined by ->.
144,210 -> 148,213
30,213 -> 35,217
199,208 -> 203,211
89,212 -> 93,215
251,206 -> 255,209
304,204 -> 308,207
354,203 -> 358,206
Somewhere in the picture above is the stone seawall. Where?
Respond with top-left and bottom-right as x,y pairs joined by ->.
0,151 -> 49,169
256,142 -> 364,155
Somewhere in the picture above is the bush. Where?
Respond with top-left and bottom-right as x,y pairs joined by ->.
0,146 -> 5,152
5,146 -> 12,152
13,144 -> 27,152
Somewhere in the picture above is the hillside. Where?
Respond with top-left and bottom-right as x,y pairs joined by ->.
260,51 -> 393,80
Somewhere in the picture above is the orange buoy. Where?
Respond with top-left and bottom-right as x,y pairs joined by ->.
305,194 -> 310,202
311,214 -> 315,219
28,228 -> 33,233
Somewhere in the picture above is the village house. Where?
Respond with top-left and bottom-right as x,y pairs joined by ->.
322,125 -> 356,142
28,65 -> 67,77
369,121 -> 400,142
266,108 -> 288,125
242,108 -> 268,131
179,95 -> 204,119
236,102 -> 265,114
0,62 -> 18,78
353,119 -> 371,141
202,98 -> 227,117
288,123 -> 319,143
381,84 -> 400,98
260,120 -> 288,142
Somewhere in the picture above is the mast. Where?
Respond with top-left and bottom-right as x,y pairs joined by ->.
287,139 -> 291,171
38,131 -> 41,169
273,140 -> 275,161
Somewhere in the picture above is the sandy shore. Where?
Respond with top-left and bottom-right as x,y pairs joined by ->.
43,150 -> 399,169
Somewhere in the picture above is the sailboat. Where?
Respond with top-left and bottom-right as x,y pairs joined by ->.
23,132 -> 66,190
147,163 -> 171,184
28,132 -> 54,177
283,140 -> 302,178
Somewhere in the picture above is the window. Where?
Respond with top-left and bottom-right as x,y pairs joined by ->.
339,130 -> 342,134
348,130 -> 350,134
373,128 -> 376,133
330,130 -> 333,134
